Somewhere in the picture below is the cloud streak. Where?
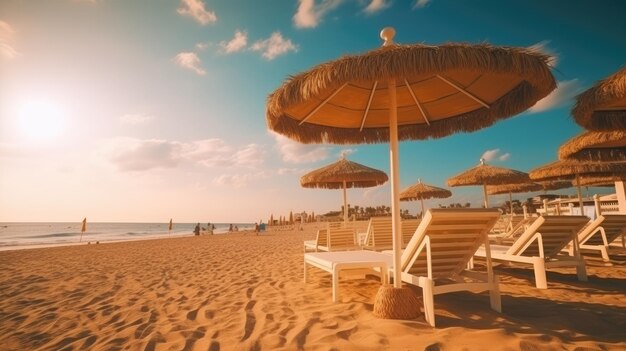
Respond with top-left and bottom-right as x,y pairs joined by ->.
0,21 -> 20,59
364,0 -> 391,14
177,0 -> 217,25
481,149 -> 511,162
219,30 -> 248,54
293,0 -> 342,28
413,0 -> 431,9
103,138 -> 265,171
251,32 -> 298,60
273,134 -> 329,164
529,79 -> 582,113
174,52 -> 206,75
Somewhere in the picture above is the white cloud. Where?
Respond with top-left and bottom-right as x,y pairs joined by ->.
120,113 -> 154,125
177,0 -> 217,25
277,168 -> 305,175
293,0 -> 342,29
195,42 -> 211,51
481,149 -> 500,162
219,30 -> 248,54
528,40 -> 558,67
273,133 -> 329,164
364,0 -> 391,13
413,0 -> 431,8
481,149 -> 510,163
529,79 -> 582,113
173,52 -> 206,75
251,32 -> 298,60
212,172 -> 268,188
339,148 -> 357,158
0,21 -> 20,59
105,138 -> 183,171
102,137 -> 264,171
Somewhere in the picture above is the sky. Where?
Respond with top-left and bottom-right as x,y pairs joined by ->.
1,0 -> 625,223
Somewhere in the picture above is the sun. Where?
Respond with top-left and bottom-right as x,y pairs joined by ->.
17,99 -> 66,140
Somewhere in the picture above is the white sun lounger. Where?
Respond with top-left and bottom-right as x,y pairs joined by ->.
304,223 -> 359,252
304,208 -> 501,327
575,214 -> 626,262
475,215 -> 589,289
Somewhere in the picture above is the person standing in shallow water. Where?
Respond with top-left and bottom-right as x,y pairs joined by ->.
194,223 -> 200,236
229,224 -> 233,232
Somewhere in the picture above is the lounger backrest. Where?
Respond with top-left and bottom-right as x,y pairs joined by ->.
364,217 -> 392,248
507,215 -> 589,258
579,215 -> 626,246
400,209 -> 500,279
402,219 -> 421,246
327,227 -> 356,251
316,229 -> 328,247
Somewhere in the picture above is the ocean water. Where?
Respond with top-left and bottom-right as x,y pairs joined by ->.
0,222 -> 254,250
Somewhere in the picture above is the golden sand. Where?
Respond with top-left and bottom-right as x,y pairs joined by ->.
1,224 -> 625,350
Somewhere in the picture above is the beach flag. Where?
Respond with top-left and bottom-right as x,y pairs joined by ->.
168,218 -> 173,237
79,217 -> 87,242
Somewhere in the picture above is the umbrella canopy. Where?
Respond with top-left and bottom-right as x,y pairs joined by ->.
300,156 -> 388,222
558,130 -> 626,162
400,179 -> 452,218
572,65 -> 626,131
529,159 -> 626,210
300,157 -> 388,189
486,182 -> 542,195
447,159 -> 530,208
266,27 -> 555,314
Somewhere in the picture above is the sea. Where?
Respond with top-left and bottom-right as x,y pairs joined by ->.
0,222 -> 255,251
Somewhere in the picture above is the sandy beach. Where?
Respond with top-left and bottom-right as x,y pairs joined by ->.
0,223 -> 624,351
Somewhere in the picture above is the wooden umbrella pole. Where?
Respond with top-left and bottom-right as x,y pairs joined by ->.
388,78 -> 402,289
483,184 -> 489,208
509,192 -> 513,215
576,173 -> 584,214
343,180 -> 348,223
420,198 -> 425,219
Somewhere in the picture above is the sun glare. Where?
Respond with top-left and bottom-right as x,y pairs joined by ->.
17,99 -> 66,140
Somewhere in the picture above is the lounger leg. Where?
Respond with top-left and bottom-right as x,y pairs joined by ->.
600,246 -> 610,262
489,274 -> 502,313
467,257 -> 474,269
576,259 -> 587,282
533,257 -> 547,289
422,278 -> 435,327
332,266 -> 339,303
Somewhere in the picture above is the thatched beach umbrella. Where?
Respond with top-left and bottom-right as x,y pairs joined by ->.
266,27 -> 555,318
447,159 -> 530,208
558,131 -> 626,162
572,65 -> 626,131
400,179 -> 452,218
529,159 -> 626,211
300,156 -> 388,222
487,182 -> 542,214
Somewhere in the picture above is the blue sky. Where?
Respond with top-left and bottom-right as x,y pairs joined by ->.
1,0 -> 625,222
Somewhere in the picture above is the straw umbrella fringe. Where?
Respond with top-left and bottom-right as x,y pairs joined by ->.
447,159 -> 530,208
267,44 -> 555,144
400,179 -> 452,218
300,157 -> 388,222
572,65 -> 626,131
558,131 -> 626,162
574,174 -> 626,187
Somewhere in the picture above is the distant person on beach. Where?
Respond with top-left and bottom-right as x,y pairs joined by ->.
255,222 -> 259,235
234,225 -> 239,231
194,223 -> 200,236
229,224 -> 233,232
